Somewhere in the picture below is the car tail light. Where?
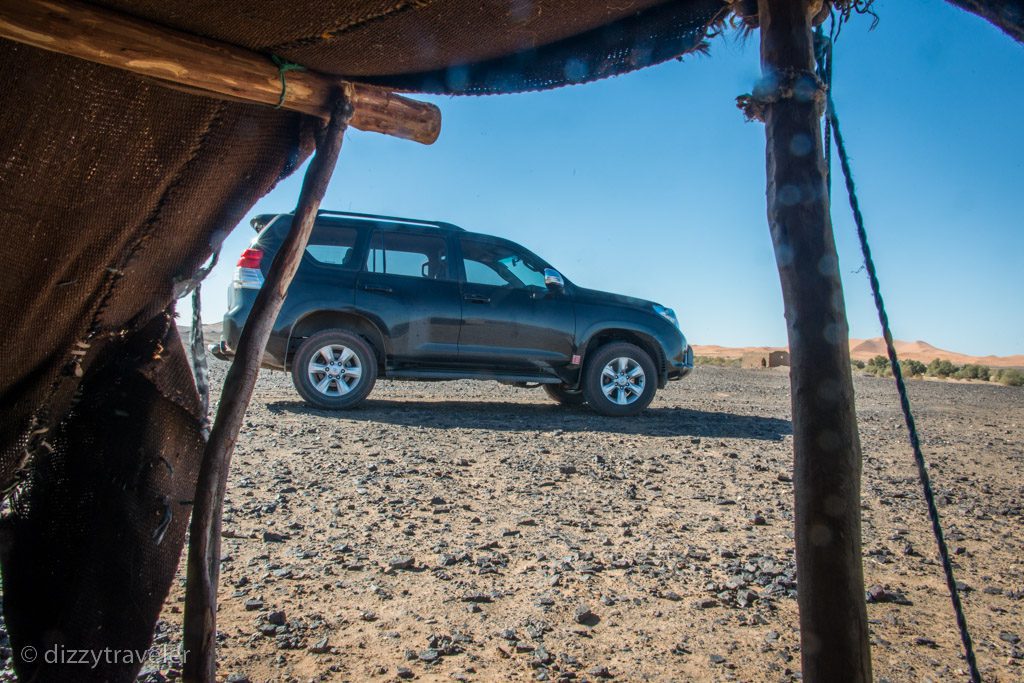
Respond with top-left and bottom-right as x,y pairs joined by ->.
233,247 -> 265,289
237,248 -> 264,269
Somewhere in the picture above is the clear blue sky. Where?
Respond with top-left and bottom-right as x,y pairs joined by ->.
185,0 -> 1024,357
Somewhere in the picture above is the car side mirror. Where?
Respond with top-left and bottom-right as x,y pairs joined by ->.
544,268 -> 565,290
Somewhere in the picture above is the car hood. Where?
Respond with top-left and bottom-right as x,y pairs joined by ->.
572,285 -> 658,311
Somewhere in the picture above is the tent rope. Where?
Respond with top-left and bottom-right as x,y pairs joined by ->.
175,249 -> 220,437
816,27 -> 982,683
271,54 -> 306,108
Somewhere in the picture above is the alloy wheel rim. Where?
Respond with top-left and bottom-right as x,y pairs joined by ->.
600,357 -> 645,405
308,344 -> 362,397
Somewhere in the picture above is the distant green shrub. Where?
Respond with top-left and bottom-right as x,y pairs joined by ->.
696,356 -> 741,368
954,364 -> 991,381
852,359 -> 865,370
994,368 -> 1024,387
865,355 -> 890,376
900,359 -> 927,378
926,358 -> 959,378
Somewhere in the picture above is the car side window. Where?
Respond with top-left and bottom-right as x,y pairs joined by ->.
305,226 -> 358,267
460,237 -> 546,289
366,230 -> 448,279
463,258 -> 508,287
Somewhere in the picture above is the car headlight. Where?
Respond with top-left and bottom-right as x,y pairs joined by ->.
653,304 -> 680,328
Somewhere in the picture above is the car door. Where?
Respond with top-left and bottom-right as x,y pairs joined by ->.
456,235 -> 575,371
355,227 -> 462,365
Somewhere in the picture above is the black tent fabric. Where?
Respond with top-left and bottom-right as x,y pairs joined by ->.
947,0 -> 1024,43
0,0 -> 1020,680
87,0 -> 725,90
0,3 -> 726,679
0,42 -> 318,682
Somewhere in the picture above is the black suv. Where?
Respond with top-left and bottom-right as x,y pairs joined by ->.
214,211 -> 692,416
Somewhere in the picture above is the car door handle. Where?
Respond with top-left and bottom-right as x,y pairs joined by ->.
463,294 -> 490,304
362,284 -> 393,294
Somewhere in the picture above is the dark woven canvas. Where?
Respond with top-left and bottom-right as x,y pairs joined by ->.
0,0 -> 1021,680
8,1 -> 953,680
89,0 -> 726,92
0,3 -> 728,677
0,39 -> 317,681
946,0 -> 1024,43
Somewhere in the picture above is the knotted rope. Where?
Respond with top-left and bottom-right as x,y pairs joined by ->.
736,68 -> 826,122
271,54 -> 306,109
815,25 -> 983,683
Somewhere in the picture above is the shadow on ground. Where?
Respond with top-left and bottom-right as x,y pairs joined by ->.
266,400 -> 792,440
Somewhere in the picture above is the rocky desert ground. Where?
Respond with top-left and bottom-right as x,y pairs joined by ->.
3,358 -> 1022,682
143,357 -> 1023,683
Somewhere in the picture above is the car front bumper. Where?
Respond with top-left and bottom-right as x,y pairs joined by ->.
667,344 -> 694,381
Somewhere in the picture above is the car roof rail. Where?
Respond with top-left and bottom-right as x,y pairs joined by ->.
250,213 -> 283,231
315,209 -> 465,232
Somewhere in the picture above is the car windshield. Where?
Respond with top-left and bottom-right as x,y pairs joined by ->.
497,254 -> 546,289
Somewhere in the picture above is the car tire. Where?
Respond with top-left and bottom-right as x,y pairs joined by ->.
291,329 -> 377,409
543,383 -> 586,406
582,342 -> 657,417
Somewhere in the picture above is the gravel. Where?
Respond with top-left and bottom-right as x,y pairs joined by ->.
137,359 -> 1024,682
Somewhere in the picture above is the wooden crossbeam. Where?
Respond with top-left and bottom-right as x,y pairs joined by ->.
0,0 -> 440,144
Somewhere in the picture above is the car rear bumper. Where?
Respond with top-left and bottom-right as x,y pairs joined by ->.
210,340 -> 233,361
667,344 -> 694,381
217,298 -> 289,370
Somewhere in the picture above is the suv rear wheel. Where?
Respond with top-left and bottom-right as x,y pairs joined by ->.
292,329 -> 377,409
543,383 -> 586,406
582,342 -> 657,416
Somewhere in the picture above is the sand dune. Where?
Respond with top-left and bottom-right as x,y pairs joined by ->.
694,337 -> 1024,368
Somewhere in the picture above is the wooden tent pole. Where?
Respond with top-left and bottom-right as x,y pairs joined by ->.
182,95 -> 352,683
756,0 -> 872,680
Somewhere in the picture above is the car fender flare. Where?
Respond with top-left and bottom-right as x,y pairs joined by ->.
577,324 -> 667,386
285,308 -> 390,371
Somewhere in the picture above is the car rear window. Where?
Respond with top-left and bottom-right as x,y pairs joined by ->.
305,226 -> 358,267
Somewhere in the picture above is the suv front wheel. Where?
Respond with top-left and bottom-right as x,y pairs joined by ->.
582,342 -> 657,416
292,329 -> 377,409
